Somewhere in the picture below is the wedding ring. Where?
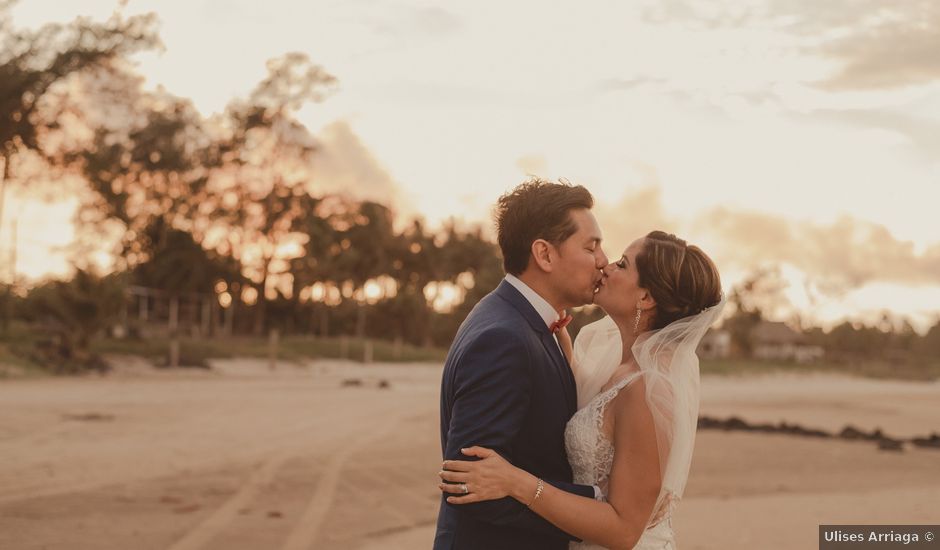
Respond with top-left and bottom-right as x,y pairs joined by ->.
460,483 -> 469,494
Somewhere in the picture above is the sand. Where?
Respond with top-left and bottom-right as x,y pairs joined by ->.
0,360 -> 937,549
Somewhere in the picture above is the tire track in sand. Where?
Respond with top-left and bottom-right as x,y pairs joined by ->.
164,413 -> 340,550
165,446 -> 297,550
164,414 -> 399,550
279,418 -> 400,550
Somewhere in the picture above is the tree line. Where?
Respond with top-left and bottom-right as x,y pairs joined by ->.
722,268 -> 940,367
0,3 -> 505,370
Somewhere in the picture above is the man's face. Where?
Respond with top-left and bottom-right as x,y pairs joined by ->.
552,208 -> 608,308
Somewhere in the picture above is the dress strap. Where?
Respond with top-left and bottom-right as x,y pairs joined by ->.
591,370 -> 644,412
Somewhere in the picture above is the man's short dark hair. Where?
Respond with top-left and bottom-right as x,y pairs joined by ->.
495,178 -> 594,275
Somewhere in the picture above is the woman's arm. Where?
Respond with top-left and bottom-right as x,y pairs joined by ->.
441,380 -> 662,550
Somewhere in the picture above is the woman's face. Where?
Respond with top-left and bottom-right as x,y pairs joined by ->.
594,237 -> 650,320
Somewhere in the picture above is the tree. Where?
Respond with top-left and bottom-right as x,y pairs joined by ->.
389,219 -> 440,345
19,269 -> 125,372
921,319 -> 940,359
0,2 -> 158,333
330,200 -> 397,336
216,178 -> 322,334
0,1 -> 159,235
723,267 -> 788,356
288,195 -> 340,335
430,226 -> 503,345
132,218 -> 243,295
77,84 -> 217,272
209,52 -> 336,334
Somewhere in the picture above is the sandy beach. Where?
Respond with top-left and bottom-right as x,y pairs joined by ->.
1,359 -> 937,550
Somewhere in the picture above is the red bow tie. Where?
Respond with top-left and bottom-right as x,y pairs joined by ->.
550,314 -> 573,334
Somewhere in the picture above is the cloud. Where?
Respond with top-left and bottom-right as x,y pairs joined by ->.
803,108 -> 940,161
365,5 -> 463,38
593,186 -> 676,258
592,183 -> 940,292
515,154 -> 548,176
595,76 -> 666,94
409,6 -> 463,34
640,0 -> 760,29
813,2 -> 940,90
310,121 -> 406,211
639,0 -> 940,91
763,0 -> 898,34
695,207 -> 940,290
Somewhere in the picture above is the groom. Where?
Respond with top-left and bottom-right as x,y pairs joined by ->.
434,179 -> 609,550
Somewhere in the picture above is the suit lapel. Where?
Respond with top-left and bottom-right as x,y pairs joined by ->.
494,280 -> 547,333
495,281 -> 578,414
538,331 -> 577,414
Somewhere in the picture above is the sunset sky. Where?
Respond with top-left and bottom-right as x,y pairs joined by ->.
5,0 -> 940,330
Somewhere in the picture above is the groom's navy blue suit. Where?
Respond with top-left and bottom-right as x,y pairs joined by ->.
434,280 -> 595,550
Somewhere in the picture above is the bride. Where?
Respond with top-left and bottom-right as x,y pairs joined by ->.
439,230 -> 724,550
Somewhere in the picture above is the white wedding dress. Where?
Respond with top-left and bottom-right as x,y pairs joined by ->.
564,299 -> 725,550
565,374 -> 676,550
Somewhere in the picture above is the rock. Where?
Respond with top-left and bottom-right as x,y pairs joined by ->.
778,422 -> 797,434
725,416 -> 749,431
876,438 -> 904,452
697,416 -> 722,429
838,426 -> 867,440
63,412 -> 115,422
910,434 -> 940,449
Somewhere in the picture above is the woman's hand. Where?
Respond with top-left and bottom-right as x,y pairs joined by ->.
438,446 -> 531,505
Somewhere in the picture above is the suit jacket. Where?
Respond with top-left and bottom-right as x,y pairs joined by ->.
433,280 -> 594,550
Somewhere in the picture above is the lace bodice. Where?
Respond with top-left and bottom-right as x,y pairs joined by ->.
565,375 -> 635,489
564,374 -> 676,550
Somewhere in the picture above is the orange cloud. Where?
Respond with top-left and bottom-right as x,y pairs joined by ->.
696,207 -> 940,290
310,121 -> 406,213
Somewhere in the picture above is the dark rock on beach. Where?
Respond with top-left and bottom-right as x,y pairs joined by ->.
876,438 -> 904,452
910,433 -> 940,449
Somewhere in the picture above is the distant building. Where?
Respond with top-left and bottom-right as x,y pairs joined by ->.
698,329 -> 731,359
750,321 -> 824,363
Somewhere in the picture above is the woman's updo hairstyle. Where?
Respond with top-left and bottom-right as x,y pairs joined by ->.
635,230 -> 722,330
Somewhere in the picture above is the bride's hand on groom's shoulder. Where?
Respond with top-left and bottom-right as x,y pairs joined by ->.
438,447 -> 529,505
